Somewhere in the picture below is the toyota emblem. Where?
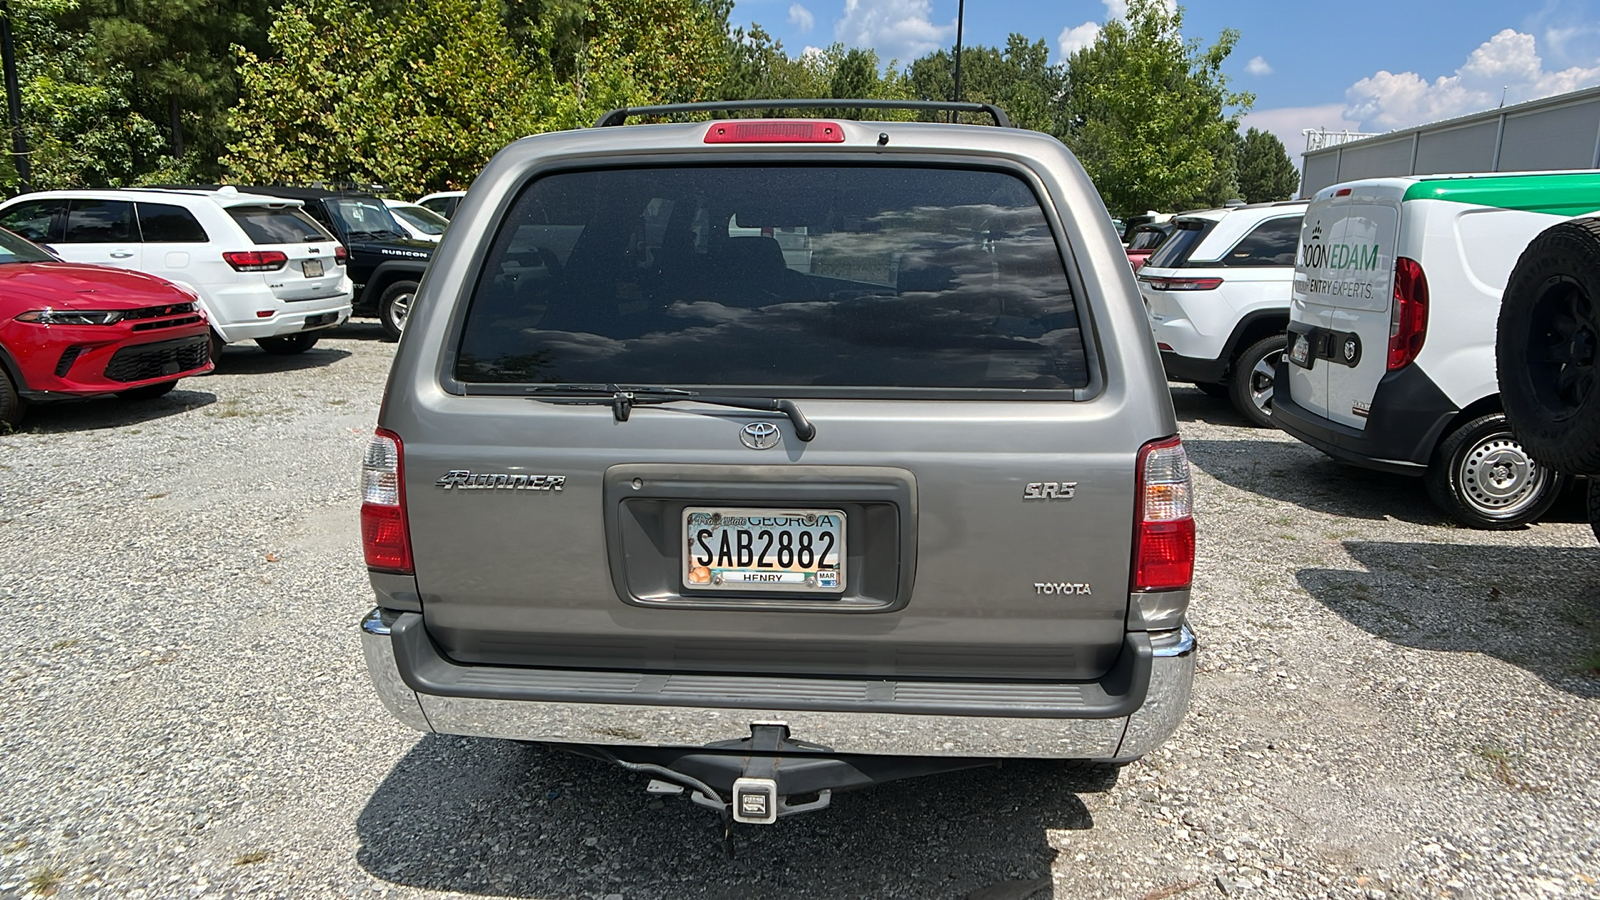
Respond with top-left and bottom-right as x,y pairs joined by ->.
740,421 -> 781,450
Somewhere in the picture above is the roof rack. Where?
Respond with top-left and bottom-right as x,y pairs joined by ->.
594,99 -> 1012,129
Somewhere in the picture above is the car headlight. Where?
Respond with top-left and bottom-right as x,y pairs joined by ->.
15,308 -> 126,325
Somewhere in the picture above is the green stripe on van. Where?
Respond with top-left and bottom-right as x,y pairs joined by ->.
1402,172 -> 1600,216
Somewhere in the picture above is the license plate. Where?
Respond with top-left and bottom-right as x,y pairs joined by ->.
302,259 -> 324,278
1290,332 -> 1311,368
683,507 -> 845,593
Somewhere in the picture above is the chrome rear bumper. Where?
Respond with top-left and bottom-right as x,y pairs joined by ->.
361,608 -> 1194,760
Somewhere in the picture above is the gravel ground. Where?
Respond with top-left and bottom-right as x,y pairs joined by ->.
1,322 -> 1597,900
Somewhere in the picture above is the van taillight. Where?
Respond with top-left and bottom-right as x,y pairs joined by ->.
222,250 -> 288,272
361,428 -> 413,573
704,121 -> 845,143
1388,256 -> 1429,371
1131,436 -> 1195,592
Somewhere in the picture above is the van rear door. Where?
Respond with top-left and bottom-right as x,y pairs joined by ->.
1288,184 -> 1402,428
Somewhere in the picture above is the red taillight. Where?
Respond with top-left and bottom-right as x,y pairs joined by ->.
1143,276 -> 1223,291
1335,188 -> 1353,197
704,120 -> 845,144
334,245 -> 348,264
360,428 -> 413,573
1132,436 -> 1195,592
1388,256 -> 1429,371
222,250 -> 288,272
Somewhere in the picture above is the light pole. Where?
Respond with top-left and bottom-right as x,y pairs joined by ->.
951,0 -> 966,120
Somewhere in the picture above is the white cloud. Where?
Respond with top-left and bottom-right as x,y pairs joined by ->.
1245,56 -> 1272,76
788,4 -> 815,34
1242,104 -> 1365,167
1057,22 -> 1101,58
1344,28 -> 1600,131
833,0 -> 954,64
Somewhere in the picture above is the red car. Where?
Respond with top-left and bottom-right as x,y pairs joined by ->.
0,227 -> 213,425
1125,222 -> 1175,272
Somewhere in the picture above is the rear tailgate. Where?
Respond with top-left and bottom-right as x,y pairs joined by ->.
1289,185 -> 1402,426
399,158 -> 1142,684
225,204 -> 346,301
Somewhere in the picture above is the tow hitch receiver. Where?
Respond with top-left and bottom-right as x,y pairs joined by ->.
732,777 -> 778,825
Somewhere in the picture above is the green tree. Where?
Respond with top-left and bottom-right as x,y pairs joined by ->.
907,35 -> 1063,131
0,0 -> 164,192
225,0 -> 550,195
65,0 -> 275,181
1236,126 -> 1299,202
1059,0 -> 1252,216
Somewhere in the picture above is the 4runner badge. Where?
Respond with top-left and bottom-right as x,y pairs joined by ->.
436,470 -> 565,491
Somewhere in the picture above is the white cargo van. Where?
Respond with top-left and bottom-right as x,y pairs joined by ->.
1272,171 -> 1600,528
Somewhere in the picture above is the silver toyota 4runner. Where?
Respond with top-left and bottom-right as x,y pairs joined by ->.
359,100 -> 1197,829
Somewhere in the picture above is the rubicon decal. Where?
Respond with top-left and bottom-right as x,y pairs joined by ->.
436,470 -> 565,491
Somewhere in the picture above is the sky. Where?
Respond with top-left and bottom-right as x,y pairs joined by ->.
729,0 -> 1600,159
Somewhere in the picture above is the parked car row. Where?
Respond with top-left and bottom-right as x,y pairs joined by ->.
0,180 -> 468,425
1139,169 -> 1600,534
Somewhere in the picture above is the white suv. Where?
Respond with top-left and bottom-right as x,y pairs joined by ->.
1139,200 -> 1306,426
0,188 -> 353,358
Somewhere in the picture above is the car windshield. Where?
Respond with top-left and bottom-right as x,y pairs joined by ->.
228,206 -> 333,244
0,227 -> 57,263
455,164 -> 1089,392
391,204 -> 447,235
329,198 -> 405,238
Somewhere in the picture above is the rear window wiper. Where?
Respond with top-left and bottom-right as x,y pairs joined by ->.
526,384 -> 816,442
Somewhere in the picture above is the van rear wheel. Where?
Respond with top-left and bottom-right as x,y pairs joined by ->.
1425,413 -> 1564,529
1228,335 -> 1286,428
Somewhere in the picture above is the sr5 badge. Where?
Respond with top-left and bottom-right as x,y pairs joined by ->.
1023,481 -> 1076,500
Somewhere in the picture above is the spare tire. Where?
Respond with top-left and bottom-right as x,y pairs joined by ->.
1496,217 -> 1600,475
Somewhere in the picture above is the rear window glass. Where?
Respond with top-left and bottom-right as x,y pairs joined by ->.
137,203 -> 208,243
1127,226 -> 1169,251
455,165 -> 1088,391
1219,216 -> 1301,267
1146,219 -> 1215,269
228,207 -> 332,244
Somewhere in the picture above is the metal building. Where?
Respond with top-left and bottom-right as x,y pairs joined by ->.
1299,85 -> 1600,197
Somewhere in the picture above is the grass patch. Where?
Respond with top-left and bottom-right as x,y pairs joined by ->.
47,639 -> 79,652
143,491 -> 170,501
233,850 -> 271,866
1472,743 -> 1545,793
1580,650 -> 1600,676
3,837 -> 28,853
26,867 -> 64,895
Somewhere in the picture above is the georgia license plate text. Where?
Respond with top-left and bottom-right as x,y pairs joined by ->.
683,507 -> 845,593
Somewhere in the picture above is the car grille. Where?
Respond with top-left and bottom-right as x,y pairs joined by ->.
131,314 -> 204,332
55,346 -> 83,377
103,336 -> 210,383
121,302 -> 197,322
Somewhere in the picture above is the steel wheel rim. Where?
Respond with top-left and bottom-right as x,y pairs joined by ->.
1458,433 -> 1549,518
1247,348 -> 1282,416
389,293 -> 413,333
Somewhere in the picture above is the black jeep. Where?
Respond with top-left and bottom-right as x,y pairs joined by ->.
232,187 -> 434,340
